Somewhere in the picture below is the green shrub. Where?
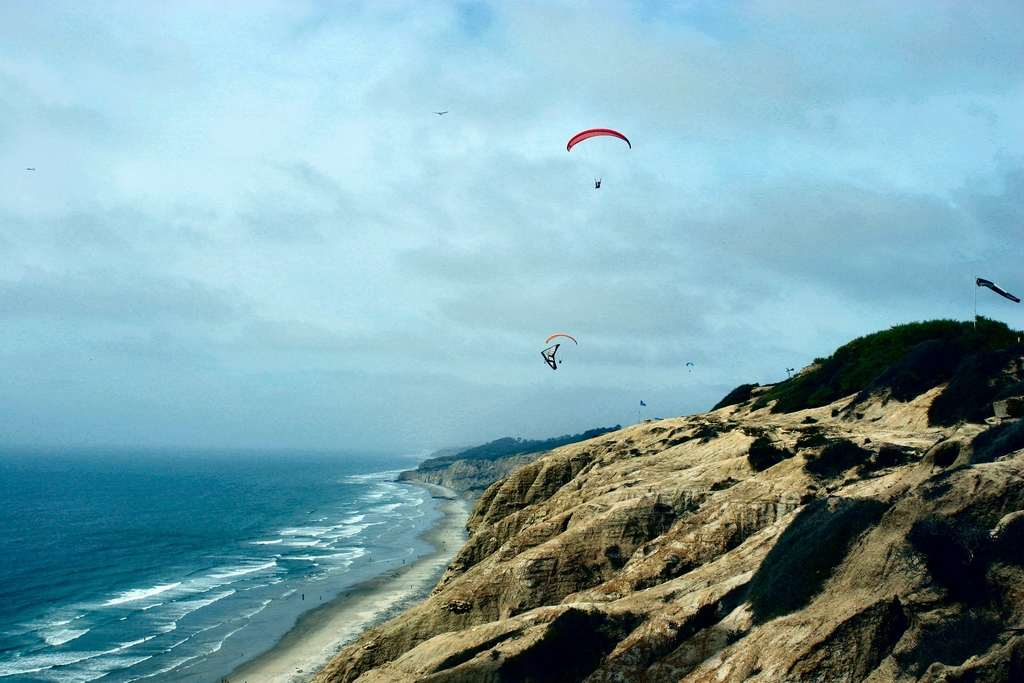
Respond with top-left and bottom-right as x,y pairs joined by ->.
805,439 -> 873,478
747,498 -> 889,624
795,426 -> 830,449
895,610 -> 1003,672
692,423 -> 720,443
499,608 -> 640,683
752,318 -> 1020,415
747,436 -> 793,472
853,338 -> 969,404
711,477 -> 740,491
908,516 -> 992,603
929,343 -> 1024,425
971,420 -> 1024,463
862,445 -> 915,471
712,383 -> 759,410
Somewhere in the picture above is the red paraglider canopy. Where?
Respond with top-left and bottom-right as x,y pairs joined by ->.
566,128 -> 631,152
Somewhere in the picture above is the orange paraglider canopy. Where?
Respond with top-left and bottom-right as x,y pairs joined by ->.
545,333 -> 578,345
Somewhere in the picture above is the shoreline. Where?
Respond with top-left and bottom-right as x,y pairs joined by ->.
225,483 -> 472,683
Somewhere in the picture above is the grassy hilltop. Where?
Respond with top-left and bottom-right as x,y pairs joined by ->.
716,317 -> 1024,425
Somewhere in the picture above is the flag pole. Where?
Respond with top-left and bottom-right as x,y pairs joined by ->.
974,277 -> 977,330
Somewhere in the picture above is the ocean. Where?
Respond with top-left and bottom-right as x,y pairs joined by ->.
0,448 -> 442,683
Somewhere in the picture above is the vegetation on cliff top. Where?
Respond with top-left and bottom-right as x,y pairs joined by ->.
717,318 -> 1024,425
414,426 -> 621,472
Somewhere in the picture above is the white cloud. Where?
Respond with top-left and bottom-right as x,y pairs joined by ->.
1,1 -> 1022,449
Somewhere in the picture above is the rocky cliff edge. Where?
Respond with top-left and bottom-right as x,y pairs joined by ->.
314,320 -> 1024,682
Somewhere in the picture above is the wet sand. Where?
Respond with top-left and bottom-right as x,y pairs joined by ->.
226,483 -> 471,683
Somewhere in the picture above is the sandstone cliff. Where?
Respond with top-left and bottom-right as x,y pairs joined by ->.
398,452 -> 542,499
314,321 -> 1024,682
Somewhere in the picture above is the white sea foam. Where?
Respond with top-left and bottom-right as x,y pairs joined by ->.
344,470 -> 401,484
34,654 -> 154,683
5,464 -> 428,683
207,560 -> 277,580
326,522 -> 374,540
104,582 -> 182,607
236,581 -> 271,592
22,612 -> 87,642
0,648 -> 113,677
153,621 -> 178,636
238,598 -> 272,621
124,653 -> 196,681
323,547 -> 366,562
163,562 -> 276,599
117,635 -> 155,650
168,621 -> 248,667
41,628 -> 89,647
158,633 -> 191,654
160,590 -> 234,621
280,526 -> 332,537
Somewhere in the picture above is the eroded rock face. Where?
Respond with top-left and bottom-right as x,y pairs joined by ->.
398,454 -> 542,499
313,389 -> 1024,683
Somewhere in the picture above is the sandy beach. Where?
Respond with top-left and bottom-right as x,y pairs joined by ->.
226,483 -> 472,683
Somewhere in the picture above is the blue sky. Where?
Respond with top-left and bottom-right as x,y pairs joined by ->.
2,1 -> 1023,451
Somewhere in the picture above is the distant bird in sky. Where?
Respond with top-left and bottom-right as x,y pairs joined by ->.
433,111 -> 448,115
26,168 -> 35,170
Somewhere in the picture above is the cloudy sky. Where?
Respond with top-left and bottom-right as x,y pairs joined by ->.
2,1 -> 1023,452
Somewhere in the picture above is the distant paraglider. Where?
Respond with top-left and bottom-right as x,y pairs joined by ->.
686,362 -> 694,372
542,334 -> 578,370
568,129 -> 630,188
541,344 -> 560,370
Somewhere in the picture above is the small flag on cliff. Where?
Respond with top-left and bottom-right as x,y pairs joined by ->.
640,400 -> 646,406
977,278 -> 1020,303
